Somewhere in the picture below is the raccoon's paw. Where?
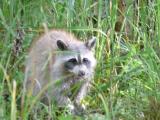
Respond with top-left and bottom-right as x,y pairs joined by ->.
74,101 -> 86,115
78,103 -> 86,113
66,103 -> 75,114
81,103 -> 86,111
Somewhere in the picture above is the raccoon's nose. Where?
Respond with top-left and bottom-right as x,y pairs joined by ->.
78,70 -> 85,77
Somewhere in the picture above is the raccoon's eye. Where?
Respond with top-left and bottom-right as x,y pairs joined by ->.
83,58 -> 90,64
68,58 -> 77,65
65,58 -> 78,70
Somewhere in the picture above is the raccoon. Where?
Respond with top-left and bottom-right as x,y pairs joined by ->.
24,30 -> 96,114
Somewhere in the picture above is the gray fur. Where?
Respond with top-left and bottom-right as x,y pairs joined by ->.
24,30 -> 96,114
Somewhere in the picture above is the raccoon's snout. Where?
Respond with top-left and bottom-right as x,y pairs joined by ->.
78,70 -> 85,77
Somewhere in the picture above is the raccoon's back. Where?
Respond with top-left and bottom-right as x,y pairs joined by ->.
29,30 -> 79,55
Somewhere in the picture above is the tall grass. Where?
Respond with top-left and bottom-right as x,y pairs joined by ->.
0,0 -> 160,120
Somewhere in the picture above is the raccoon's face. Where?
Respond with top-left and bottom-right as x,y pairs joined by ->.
64,52 -> 96,79
57,37 -> 96,79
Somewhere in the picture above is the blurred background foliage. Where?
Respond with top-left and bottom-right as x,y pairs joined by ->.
0,0 -> 160,120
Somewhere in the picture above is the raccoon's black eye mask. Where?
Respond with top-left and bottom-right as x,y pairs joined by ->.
64,57 -> 91,70
64,58 -> 78,70
83,58 -> 90,65
68,58 -> 78,65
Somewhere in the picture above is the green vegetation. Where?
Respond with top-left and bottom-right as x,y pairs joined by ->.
0,0 -> 160,120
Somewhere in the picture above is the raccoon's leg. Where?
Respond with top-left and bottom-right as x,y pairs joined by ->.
74,81 -> 91,113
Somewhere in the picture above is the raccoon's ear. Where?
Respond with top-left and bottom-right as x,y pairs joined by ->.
85,37 -> 96,50
57,40 -> 68,51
